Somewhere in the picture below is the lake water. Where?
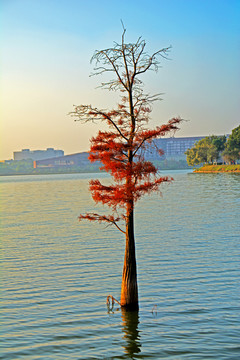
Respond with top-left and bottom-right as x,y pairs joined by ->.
1,171 -> 240,359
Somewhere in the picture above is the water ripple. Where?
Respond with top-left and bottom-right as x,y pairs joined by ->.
1,172 -> 240,359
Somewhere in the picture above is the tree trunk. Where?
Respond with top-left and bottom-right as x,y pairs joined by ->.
120,207 -> 139,310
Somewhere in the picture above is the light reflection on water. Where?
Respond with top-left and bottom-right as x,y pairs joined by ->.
1,171 -> 240,359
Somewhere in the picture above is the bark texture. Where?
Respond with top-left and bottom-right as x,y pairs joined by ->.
120,209 -> 139,310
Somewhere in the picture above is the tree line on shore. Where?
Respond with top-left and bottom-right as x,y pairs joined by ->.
185,125 -> 240,166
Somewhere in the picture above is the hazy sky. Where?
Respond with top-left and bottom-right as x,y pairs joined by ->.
1,0 -> 239,160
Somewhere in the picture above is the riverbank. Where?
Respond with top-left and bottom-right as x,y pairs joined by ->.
194,164 -> 240,173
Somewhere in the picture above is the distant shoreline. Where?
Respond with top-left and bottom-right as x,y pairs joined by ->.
194,164 -> 240,173
0,163 -> 192,177
0,169 -> 102,177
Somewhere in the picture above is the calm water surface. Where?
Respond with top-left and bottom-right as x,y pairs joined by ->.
1,171 -> 240,359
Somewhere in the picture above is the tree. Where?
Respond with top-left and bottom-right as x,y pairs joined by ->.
185,146 -> 199,166
70,27 -> 182,310
222,125 -> 240,163
209,135 -> 226,160
185,136 -> 224,166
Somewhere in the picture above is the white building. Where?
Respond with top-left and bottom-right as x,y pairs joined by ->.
13,148 -> 64,161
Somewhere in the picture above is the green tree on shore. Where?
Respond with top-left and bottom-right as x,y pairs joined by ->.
185,137 -> 222,166
209,135 -> 226,155
186,127 -> 240,166
222,125 -> 240,163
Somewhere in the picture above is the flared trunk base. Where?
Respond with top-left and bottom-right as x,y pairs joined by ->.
121,302 -> 139,311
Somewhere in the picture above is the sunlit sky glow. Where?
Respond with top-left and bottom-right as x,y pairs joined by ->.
1,0 -> 239,160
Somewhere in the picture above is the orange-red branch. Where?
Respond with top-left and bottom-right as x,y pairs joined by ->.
79,213 -> 125,233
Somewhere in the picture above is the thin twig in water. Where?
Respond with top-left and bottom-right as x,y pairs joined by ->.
106,295 -> 121,311
151,304 -> 157,314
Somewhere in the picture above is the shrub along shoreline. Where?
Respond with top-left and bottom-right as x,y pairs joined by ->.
194,164 -> 240,173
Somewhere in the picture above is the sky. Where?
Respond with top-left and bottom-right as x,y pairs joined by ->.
1,0 -> 239,160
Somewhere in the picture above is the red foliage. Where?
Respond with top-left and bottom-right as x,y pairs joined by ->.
71,51 -> 182,229
82,113 -> 181,220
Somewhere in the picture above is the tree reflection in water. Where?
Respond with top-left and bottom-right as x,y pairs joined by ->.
121,309 -> 141,358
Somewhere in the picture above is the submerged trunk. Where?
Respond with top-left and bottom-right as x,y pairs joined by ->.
120,207 -> 139,310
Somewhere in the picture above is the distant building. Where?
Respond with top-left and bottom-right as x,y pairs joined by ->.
145,136 -> 205,161
13,148 -> 64,161
33,136 -> 206,169
34,152 -> 91,168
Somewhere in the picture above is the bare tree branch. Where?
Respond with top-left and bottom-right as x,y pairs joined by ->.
70,105 -> 129,141
79,213 -> 125,234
